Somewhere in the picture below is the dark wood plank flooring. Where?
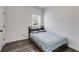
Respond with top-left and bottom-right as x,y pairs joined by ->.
1,39 -> 78,52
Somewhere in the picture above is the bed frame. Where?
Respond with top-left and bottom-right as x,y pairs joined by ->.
28,26 -> 45,51
28,26 -> 44,39
28,26 -> 68,52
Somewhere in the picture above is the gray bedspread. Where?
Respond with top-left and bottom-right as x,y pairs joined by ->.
30,32 -> 69,52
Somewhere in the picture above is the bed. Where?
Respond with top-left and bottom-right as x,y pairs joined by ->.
28,26 -> 69,52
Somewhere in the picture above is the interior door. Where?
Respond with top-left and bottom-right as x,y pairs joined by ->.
0,6 -> 5,51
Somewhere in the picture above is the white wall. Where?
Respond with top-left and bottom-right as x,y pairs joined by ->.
44,7 -> 79,51
5,6 -> 43,43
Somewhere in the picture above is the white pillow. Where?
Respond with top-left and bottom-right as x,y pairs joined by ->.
31,31 -> 39,34
39,29 -> 46,32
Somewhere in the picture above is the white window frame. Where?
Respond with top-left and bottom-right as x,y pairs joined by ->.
32,15 -> 40,26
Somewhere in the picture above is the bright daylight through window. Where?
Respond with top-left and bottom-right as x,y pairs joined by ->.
32,15 -> 40,26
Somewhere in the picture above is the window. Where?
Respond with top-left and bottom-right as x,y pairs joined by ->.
32,15 -> 40,26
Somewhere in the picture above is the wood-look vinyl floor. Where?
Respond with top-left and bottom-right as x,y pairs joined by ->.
1,39 -> 78,52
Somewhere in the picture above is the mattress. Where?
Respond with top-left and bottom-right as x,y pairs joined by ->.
30,32 -> 69,52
